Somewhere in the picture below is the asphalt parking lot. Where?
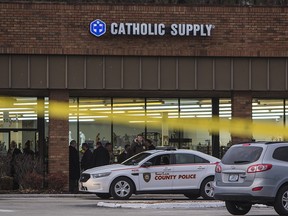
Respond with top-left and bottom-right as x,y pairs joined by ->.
0,193 -> 278,216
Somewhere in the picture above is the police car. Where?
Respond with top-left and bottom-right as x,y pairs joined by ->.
79,148 -> 220,200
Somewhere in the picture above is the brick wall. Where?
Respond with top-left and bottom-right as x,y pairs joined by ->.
48,90 -> 69,190
231,91 -> 253,144
0,3 -> 287,57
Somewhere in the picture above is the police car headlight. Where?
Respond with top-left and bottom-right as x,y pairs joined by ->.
91,172 -> 111,178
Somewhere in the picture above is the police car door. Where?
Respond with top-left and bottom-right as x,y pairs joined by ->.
138,154 -> 174,191
172,153 -> 208,190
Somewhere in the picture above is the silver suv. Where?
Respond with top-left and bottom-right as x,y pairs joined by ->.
213,142 -> 288,215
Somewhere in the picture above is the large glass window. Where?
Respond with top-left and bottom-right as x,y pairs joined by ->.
252,99 -> 284,141
0,97 -> 39,154
112,98 -> 145,155
146,98 -> 178,147
180,99 -> 211,151
219,99 -> 232,156
69,98 -> 112,151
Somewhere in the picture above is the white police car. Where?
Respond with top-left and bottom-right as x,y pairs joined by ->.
79,148 -> 220,200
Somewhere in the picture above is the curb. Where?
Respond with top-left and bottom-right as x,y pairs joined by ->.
97,201 -> 225,209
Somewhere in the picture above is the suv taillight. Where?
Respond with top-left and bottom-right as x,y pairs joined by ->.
247,164 -> 272,173
215,163 -> 222,173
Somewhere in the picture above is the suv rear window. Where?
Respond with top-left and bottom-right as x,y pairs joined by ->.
221,146 -> 263,165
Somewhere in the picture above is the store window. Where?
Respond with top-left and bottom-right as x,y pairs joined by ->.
252,99 -> 285,141
180,99 -> 212,152
146,98 -> 178,147
112,98 -> 145,158
69,97 -> 111,151
0,97 -> 40,154
219,99 -> 232,157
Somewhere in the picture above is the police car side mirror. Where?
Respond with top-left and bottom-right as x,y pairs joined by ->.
141,161 -> 152,168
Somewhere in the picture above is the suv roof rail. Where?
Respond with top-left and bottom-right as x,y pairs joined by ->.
264,141 -> 288,144
155,146 -> 177,151
234,141 -> 288,145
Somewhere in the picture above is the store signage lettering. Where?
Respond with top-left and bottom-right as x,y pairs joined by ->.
90,19 -> 215,37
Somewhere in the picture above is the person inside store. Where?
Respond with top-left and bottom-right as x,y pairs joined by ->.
93,141 -> 110,167
23,140 -> 35,159
145,139 -> 156,150
117,144 -> 130,163
128,134 -> 146,157
7,140 -> 22,190
80,142 -> 93,171
105,142 -> 115,164
69,140 -> 80,193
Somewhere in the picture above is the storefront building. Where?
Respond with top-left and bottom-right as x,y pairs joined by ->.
0,2 -> 288,189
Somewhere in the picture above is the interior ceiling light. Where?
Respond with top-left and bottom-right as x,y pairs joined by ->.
113,107 -> 143,111
253,116 -> 280,119
13,102 -> 37,106
146,105 -> 178,109
253,113 -> 283,116
69,119 -> 94,122
179,105 -> 200,108
253,106 -> 283,109
9,111 -> 35,114
90,108 -> 112,111
181,108 -> 211,112
15,97 -> 37,101
146,109 -> 178,113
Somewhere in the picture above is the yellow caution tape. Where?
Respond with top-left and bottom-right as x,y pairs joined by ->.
0,97 -> 287,138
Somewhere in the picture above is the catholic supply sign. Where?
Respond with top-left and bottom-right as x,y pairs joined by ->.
90,19 -> 215,37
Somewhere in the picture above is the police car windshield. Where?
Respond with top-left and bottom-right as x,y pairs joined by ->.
122,152 -> 152,166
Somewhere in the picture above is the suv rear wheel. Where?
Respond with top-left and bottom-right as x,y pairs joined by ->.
225,201 -> 252,215
274,185 -> 288,215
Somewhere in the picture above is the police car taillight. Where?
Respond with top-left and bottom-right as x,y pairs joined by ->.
247,164 -> 272,173
215,163 -> 222,173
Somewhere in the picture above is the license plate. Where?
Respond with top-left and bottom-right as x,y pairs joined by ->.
229,174 -> 239,182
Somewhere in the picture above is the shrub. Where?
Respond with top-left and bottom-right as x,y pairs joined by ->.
46,172 -> 67,192
0,154 -> 11,177
14,156 -> 45,190
21,172 -> 43,190
0,176 -> 13,190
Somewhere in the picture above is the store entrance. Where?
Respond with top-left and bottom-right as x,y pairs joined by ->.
0,129 -> 38,155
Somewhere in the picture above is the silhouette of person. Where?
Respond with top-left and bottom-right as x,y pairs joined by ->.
80,143 -> 93,171
7,140 -> 22,190
69,140 -> 80,193
117,144 -> 130,163
93,142 -> 110,167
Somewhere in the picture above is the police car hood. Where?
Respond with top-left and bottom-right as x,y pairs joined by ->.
84,164 -> 134,174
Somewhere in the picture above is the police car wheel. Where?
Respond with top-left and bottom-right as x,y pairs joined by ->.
95,193 -> 111,199
110,177 -> 134,200
184,193 -> 200,200
200,177 -> 214,200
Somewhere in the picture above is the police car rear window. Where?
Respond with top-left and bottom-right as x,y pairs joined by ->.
221,146 -> 263,165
